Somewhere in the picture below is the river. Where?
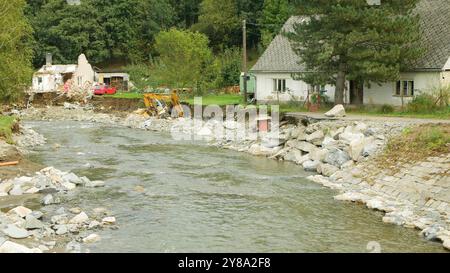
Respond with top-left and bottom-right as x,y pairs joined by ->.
26,121 -> 444,253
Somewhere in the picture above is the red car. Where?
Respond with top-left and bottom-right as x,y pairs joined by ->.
93,84 -> 117,95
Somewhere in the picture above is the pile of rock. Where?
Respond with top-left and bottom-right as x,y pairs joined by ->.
212,120 -> 388,177
0,204 -> 116,253
0,166 -> 105,198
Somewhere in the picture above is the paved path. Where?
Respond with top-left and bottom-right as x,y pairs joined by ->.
286,112 -> 450,124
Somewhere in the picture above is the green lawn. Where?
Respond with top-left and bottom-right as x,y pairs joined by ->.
0,115 -> 17,144
103,92 -> 143,99
182,94 -> 243,106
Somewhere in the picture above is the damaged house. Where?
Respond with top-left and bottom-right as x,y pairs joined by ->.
31,53 -> 96,93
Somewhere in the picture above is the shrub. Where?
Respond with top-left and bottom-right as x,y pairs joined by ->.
379,104 -> 394,114
407,93 -> 437,113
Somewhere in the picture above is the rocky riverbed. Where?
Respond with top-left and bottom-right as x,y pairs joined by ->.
5,105 -> 450,252
0,117 -> 117,253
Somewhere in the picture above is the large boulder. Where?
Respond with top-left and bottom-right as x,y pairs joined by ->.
324,105 -> 346,118
325,148 -> 351,167
283,149 -> 303,163
306,130 -> 324,145
339,132 -> 365,145
2,225 -> 29,239
0,241 -> 34,253
303,160 -> 321,172
296,141 -> 318,153
317,164 -> 340,177
349,139 -> 365,161
310,148 -> 329,162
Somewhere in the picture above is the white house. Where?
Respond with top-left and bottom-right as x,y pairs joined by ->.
250,0 -> 450,106
32,53 -> 95,93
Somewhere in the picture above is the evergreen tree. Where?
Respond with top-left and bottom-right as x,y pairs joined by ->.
260,0 -> 292,48
287,0 -> 423,105
192,0 -> 241,51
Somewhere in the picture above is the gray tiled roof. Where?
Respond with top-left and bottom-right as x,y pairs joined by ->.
251,0 -> 450,73
251,16 -> 307,72
409,0 -> 450,70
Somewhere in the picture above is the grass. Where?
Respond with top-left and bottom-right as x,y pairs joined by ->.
0,115 -> 17,144
182,94 -> 243,106
376,124 -> 450,170
103,92 -> 143,99
347,106 -> 450,120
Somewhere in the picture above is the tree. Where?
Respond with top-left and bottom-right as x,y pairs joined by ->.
192,0 -> 241,51
287,0 -> 422,105
29,0 -> 108,67
217,47 -> 242,87
27,0 -> 176,67
259,0 -> 292,48
169,0 -> 202,28
153,29 -> 217,92
0,0 -> 34,102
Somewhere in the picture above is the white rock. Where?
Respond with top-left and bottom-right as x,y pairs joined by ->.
325,148 -> 351,167
62,173 -> 82,185
3,224 -> 29,239
0,241 -> 33,253
69,207 -> 82,214
334,192 -> 368,203
55,225 -> 68,235
303,160 -> 320,172
324,105 -> 346,117
25,187 -> 40,194
9,185 -> 23,196
24,215 -> 44,230
62,182 -> 76,191
317,164 -> 339,177
0,182 -> 13,194
322,136 -> 337,147
83,234 -> 101,244
41,194 -> 54,205
102,217 -> 116,224
310,148 -> 329,162
339,132 -> 365,145
349,139 -> 365,161
69,212 -> 89,224
443,238 -> 450,250
88,221 -> 101,229
85,180 -> 105,188
8,206 -> 32,218
306,130 -> 324,144
296,141 -> 318,153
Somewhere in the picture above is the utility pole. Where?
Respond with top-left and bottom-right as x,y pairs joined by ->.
242,19 -> 248,106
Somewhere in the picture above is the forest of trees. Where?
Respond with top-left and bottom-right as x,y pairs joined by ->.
25,0 -> 298,67
1,0 -> 423,102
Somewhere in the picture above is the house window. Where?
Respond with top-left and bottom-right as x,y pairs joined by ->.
273,79 -> 286,93
395,80 -> 414,97
77,76 -> 82,86
38,77 -> 43,84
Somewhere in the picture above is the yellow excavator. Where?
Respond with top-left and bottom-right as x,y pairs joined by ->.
143,90 -> 184,117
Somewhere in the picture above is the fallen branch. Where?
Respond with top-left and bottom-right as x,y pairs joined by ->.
0,161 -> 19,167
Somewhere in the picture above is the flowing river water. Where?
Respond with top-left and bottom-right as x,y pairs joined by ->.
26,121 -> 445,253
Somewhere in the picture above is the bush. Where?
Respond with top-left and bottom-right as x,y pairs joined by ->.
407,94 -> 438,113
217,47 -> 242,88
379,104 -> 394,114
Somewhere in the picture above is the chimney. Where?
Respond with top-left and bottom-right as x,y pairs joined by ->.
46,53 -> 52,66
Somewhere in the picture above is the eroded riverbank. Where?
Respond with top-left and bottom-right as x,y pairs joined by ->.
1,106 -> 449,252
23,120 -> 446,252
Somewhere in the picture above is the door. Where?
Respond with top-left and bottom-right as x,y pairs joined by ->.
350,80 -> 364,105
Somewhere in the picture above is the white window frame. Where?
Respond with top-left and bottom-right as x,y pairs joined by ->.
273,79 -> 287,93
394,80 -> 415,97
